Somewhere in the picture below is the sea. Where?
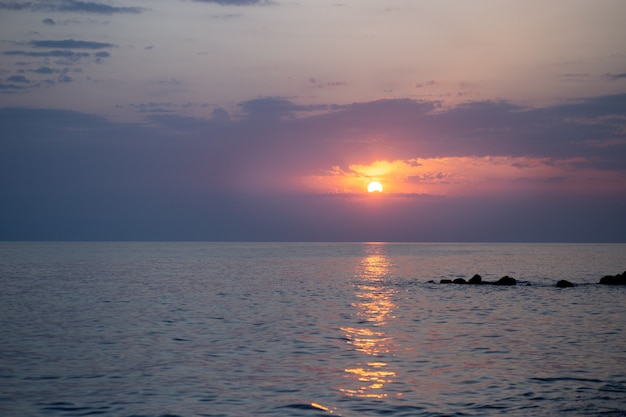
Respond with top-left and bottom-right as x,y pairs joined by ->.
0,242 -> 625,417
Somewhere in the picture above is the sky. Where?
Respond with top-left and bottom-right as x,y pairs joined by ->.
1,0 -> 626,242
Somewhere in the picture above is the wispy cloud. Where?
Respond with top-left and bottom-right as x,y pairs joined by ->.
0,0 -> 143,14
0,83 -> 27,90
605,72 -> 626,81
3,50 -> 90,58
31,39 -> 115,49
192,0 -> 274,6
7,75 -> 31,84
308,78 -> 346,89
415,80 -> 438,88
238,96 -> 326,119
33,67 -> 55,74
557,73 -> 590,81
1,38 -> 115,91
212,13 -> 242,19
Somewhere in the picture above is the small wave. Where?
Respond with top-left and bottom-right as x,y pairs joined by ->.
599,382 -> 626,393
274,403 -> 333,416
39,402 -> 111,415
530,376 -> 604,384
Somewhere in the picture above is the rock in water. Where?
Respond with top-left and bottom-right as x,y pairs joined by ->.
494,276 -> 516,286
468,274 -> 482,284
599,271 -> 626,285
556,280 -> 575,288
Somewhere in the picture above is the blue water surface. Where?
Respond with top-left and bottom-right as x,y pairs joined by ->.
1,242 -> 625,416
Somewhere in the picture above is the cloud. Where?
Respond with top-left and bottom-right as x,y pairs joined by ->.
331,155 -> 623,196
136,94 -> 626,191
2,39 -> 113,84
1,94 -> 626,241
605,72 -> 626,81
558,73 -> 590,81
129,102 -> 178,113
0,83 -> 27,91
212,13 -> 242,19
238,96 -> 298,119
192,0 -> 274,5
0,0 -> 143,14
238,96 -> 326,119
212,107 -> 231,123
4,50 -> 91,58
42,18 -> 56,25
31,39 -> 115,49
7,75 -> 31,83
414,80 -> 436,89
94,51 -> 109,63
309,78 -> 346,89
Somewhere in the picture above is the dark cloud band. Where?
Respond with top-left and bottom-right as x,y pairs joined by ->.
4,50 -> 91,58
0,0 -> 142,14
31,39 -> 114,49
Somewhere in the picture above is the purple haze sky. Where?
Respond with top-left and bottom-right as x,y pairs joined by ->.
1,0 -> 626,241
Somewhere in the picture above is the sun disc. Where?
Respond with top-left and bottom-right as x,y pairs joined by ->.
367,181 -> 383,193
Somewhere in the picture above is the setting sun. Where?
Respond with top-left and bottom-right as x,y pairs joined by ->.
367,181 -> 383,193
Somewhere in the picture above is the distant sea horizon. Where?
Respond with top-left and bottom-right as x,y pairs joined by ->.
3,239 -> 626,243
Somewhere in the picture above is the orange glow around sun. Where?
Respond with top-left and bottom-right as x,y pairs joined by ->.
298,155 -> 626,196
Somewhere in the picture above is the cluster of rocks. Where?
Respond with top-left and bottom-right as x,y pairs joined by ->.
434,270 -> 626,287
438,274 -> 517,286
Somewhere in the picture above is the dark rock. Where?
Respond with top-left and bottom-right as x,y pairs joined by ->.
468,274 -> 482,284
599,271 -> 626,285
440,279 -> 453,284
453,278 -> 467,284
556,280 -> 575,288
493,276 -> 516,286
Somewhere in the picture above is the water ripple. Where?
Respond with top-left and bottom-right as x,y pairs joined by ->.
1,242 -> 625,416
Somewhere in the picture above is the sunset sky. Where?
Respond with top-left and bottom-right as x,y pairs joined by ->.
1,0 -> 626,241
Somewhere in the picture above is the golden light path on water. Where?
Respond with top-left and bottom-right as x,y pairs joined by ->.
339,244 -> 399,399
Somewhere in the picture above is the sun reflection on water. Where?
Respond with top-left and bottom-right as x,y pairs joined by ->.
339,244 -> 399,399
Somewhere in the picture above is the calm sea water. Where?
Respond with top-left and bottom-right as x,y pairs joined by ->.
1,242 -> 625,417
